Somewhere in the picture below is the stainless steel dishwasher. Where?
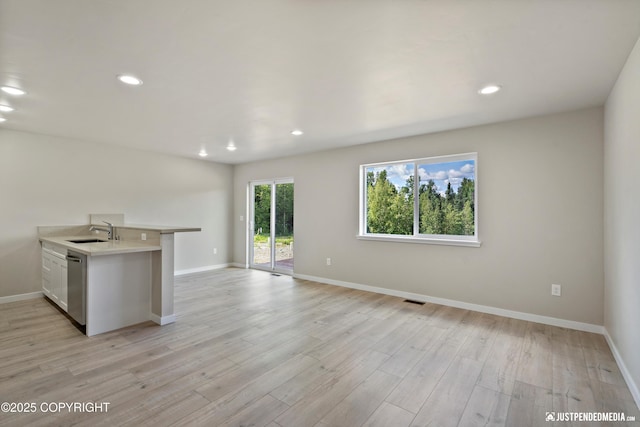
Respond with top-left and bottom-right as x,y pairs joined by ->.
66,250 -> 86,325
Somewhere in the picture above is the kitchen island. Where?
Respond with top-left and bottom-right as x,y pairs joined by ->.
39,221 -> 200,336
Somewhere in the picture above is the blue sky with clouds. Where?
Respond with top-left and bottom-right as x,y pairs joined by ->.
368,160 -> 475,195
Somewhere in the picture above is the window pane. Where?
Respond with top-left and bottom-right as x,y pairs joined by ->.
418,159 -> 475,236
275,183 -> 294,271
253,184 -> 271,267
365,163 -> 414,235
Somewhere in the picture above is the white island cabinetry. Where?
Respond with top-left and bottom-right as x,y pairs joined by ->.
41,242 -> 68,312
39,221 -> 200,336
86,252 -> 152,336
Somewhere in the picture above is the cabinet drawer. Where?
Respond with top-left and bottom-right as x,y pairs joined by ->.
42,242 -> 67,259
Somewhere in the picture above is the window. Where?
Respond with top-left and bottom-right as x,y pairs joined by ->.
359,153 -> 479,247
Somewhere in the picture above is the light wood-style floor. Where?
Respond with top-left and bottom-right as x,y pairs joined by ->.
1,268 -> 638,427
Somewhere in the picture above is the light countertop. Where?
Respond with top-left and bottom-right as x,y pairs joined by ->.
105,224 -> 201,234
40,235 -> 161,256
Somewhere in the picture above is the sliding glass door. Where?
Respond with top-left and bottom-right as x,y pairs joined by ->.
250,179 -> 294,273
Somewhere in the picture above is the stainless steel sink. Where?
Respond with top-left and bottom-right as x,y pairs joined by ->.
66,238 -> 107,244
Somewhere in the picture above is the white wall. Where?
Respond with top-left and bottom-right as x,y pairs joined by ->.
234,108 -> 604,326
0,129 -> 233,298
604,36 -> 640,404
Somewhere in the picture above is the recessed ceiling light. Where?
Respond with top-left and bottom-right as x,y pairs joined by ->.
0,105 -> 14,113
479,85 -> 501,95
0,117 -> 6,123
291,129 -> 304,136
117,74 -> 143,86
198,149 -> 208,157
226,141 -> 237,152
1,86 -> 26,96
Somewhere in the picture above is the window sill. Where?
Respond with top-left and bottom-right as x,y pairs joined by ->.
357,234 -> 481,247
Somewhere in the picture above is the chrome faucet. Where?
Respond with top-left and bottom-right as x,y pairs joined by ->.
90,221 -> 114,240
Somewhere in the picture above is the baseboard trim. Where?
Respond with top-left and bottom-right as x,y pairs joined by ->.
0,291 -> 43,304
293,273 -> 605,334
231,262 -> 248,269
174,263 -> 230,276
149,313 -> 176,326
603,330 -> 640,410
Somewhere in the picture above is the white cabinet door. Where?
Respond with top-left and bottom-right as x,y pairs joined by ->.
59,262 -> 68,312
50,256 -> 61,305
42,250 -> 53,299
42,244 -> 68,312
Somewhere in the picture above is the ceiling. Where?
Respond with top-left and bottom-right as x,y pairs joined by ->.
1,0 -> 640,164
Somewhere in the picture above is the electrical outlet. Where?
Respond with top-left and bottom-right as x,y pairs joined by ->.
551,284 -> 562,297
240,215 -> 244,221
141,233 -> 147,241
326,257 -> 331,266
214,248 -> 217,255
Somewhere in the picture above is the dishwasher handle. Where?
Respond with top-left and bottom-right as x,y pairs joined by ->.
66,255 -> 83,263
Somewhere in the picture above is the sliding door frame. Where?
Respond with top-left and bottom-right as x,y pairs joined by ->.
248,177 -> 294,274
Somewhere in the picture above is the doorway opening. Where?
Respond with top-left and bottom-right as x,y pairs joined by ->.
249,179 -> 294,274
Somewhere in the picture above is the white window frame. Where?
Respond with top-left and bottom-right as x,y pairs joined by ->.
358,152 -> 480,247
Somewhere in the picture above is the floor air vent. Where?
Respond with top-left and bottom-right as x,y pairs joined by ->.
271,273 -> 282,277
404,299 -> 425,305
